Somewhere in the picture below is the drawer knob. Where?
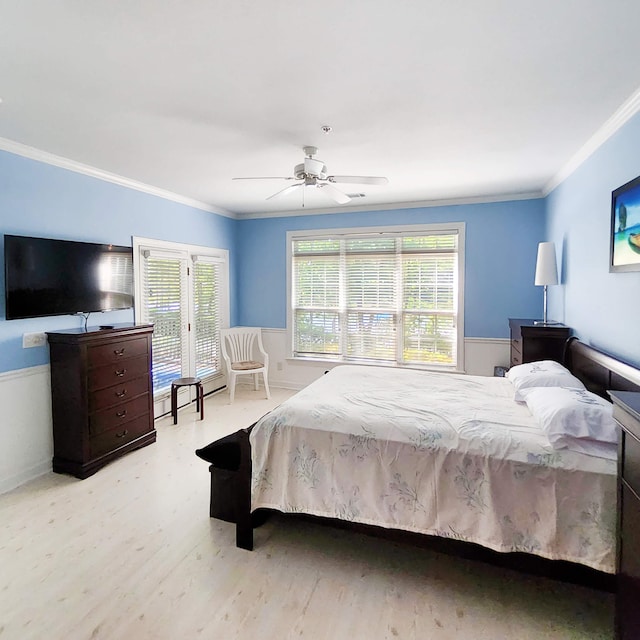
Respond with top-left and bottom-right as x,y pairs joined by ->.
115,389 -> 127,398
116,429 -> 129,438
115,369 -> 127,377
114,348 -> 126,356
116,410 -> 127,419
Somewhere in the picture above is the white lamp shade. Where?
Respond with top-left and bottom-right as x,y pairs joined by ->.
534,242 -> 558,286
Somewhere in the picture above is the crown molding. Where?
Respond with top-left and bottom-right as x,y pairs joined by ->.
234,190 -> 543,220
15,93 -> 638,219
0,137 -> 236,219
544,86 -> 640,196
0,134 -> 541,220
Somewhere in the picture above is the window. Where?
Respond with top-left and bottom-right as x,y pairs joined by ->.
134,238 -> 229,396
192,257 -> 224,381
139,250 -> 188,393
289,224 -> 464,370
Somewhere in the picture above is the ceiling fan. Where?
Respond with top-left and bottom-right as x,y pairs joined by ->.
232,146 -> 388,205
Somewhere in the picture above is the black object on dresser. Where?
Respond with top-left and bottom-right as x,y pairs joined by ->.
47,324 -> 156,479
508,318 -> 572,367
610,391 -> 640,640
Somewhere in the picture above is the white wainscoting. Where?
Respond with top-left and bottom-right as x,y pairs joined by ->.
0,333 -> 509,494
261,329 -> 510,390
0,365 -> 53,494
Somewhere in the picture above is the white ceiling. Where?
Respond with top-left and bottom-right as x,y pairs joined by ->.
2,1 -> 640,218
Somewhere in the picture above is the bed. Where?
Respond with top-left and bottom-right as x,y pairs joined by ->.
198,338 -> 640,587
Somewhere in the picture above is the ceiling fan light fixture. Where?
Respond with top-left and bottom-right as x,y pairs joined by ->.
232,146 -> 388,206
303,157 -> 327,177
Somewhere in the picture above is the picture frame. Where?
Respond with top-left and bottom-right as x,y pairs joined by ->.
610,174 -> 640,272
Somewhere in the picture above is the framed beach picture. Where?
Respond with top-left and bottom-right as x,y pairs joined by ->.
610,174 -> 640,272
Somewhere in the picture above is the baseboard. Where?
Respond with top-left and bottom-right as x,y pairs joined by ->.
0,459 -> 52,495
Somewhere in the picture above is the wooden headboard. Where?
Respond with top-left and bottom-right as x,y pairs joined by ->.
564,337 -> 640,397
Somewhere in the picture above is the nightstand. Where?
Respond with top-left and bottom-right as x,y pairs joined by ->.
508,318 -> 572,367
609,391 -> 640,640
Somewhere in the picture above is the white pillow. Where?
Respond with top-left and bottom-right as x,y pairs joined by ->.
506,360 -> 585,402
520,386 -> 618,450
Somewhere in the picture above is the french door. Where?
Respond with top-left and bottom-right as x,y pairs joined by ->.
133,237 -> 229,414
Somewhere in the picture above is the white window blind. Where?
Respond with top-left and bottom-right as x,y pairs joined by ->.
192,257 -> 223,380
401,234 -> 457,366
140,252 -> 189,392
291,227 -> 462,368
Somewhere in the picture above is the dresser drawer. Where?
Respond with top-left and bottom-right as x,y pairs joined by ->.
89,375 -> 150,413
619,482 -> 640,639
621,480 -> 640,561
90,414 -> 152,459
616,403 -> 640,441
90,394 -> 150,435
88,354 -> 150,391
622,427 -> 640,496
88,336 -> 148,368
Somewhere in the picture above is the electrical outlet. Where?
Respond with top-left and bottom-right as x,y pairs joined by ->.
23,332 -> 47,348
277,361 -> 283,371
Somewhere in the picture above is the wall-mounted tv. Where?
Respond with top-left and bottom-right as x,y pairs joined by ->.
4,234 -> 134,320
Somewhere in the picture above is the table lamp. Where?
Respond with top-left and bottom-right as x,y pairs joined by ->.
534,241 -> 558,325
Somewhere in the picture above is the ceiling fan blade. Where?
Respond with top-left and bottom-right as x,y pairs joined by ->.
232,176 -> 295,181
327,175 -> 388,185
318,183 -> 351,204
266,183 -> 303,200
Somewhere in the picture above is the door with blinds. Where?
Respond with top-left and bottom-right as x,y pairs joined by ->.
134,238 -> 229,414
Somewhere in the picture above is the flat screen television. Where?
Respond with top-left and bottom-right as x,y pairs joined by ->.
4,234 -> 134,320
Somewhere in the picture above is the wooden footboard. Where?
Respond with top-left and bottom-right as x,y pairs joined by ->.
194,425 -> 255,550
235,425 -> 254,550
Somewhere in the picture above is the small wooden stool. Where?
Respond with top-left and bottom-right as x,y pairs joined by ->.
171,377 -> 204,424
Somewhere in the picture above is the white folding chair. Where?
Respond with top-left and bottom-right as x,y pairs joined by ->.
220,327 -> 270,403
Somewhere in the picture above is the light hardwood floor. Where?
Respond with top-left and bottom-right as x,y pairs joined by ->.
0,386 -> 614,639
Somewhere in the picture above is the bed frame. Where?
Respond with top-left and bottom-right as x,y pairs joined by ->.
564,337 -> 640,397
200,338 -> 640,590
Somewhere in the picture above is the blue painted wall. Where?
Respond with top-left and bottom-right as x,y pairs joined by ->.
0,150 -> 237,374
11,108 -> 639,379
237,199 -> 546,338
546,111 -> 640,367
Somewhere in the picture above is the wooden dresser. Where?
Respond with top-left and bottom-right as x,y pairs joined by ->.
47,324 -> 156,479
609,391 -> 640,640
508,318 -> 571,367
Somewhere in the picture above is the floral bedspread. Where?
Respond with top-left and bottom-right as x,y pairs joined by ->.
250,365 -> 617,572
